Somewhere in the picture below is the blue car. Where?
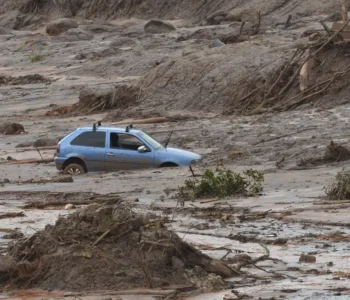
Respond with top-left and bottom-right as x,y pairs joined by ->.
55,124 -> 202,175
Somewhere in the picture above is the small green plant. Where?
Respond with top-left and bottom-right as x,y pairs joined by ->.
176,167 -> 264,202
325,170 -> 350,200
30,52 -> 45,63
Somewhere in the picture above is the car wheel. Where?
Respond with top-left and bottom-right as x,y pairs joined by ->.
160,162 -> 178,168
63,163 -> 86,175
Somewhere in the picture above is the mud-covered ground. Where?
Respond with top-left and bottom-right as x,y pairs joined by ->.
1,2 -> 350,299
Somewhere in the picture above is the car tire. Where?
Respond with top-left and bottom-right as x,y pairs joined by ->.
160,162 -> 178,168
63,163 -> 86,175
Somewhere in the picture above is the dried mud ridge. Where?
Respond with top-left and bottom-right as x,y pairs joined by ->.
0,203 -> 240,293
0,191 -> 127,210
0,74 -> 51,86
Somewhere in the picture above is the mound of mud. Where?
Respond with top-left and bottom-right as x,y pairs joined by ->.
0,0 -> 340,28
298,141 -> 350,167
138,43 -> 293,113
0,74 -> 51,86
138,40 -> 350,115
76,84 -> 139,114
2,203 -> 235,291
144,20 -> 176,34
46,18 -> 78,36
0,123 -> 24,135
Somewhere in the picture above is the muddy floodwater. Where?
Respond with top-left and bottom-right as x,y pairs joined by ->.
1,1 -> 350,298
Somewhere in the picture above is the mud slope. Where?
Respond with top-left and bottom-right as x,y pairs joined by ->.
138,42 -> 293,114
1,0 -> 341,23
138,42 -> 350,115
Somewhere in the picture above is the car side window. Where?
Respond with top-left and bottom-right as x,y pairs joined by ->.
71,131 -> 106,148
110,133 -> 144,151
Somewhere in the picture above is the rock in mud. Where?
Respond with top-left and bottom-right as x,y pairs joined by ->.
0,123 -> 24,135
46,18 -> 78,36
299,254 -> 316,263
33,138 -> 60,148
144,20 -> 176,34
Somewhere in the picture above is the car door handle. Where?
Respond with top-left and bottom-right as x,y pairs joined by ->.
107,152 -> 115,156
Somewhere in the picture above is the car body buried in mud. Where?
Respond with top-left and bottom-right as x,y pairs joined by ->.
55,125 -> 201,174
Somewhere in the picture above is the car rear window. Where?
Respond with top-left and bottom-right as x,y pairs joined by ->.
70,131 -> 106,148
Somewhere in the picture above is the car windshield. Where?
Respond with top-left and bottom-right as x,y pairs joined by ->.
138,132 -> 164,150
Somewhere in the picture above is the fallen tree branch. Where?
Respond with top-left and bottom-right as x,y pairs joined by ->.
253,127 -> 316,146
253,19 -> 350,113
0,212 -> 25,219
281,64 -> 350,110
93,229 -> 111,246
111,117 -> 167,125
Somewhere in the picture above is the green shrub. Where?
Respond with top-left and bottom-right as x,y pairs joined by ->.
177,167 -> 264,202
325,170 -> 350,200
30,53 -> 45,63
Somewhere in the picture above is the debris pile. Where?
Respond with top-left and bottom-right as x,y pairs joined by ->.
298,141 -> 350,167
139,34 -> 350,115
76,84 -> 139,114
1,203 -> 236,291
325,170 -> 350,200
139,43 -> 292,114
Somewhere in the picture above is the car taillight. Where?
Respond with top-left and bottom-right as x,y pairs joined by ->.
57,144 -> 60,154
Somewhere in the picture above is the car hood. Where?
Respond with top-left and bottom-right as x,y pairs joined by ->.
156,147 -> 201,159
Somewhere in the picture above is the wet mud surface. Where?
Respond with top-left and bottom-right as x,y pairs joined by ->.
1,2 -> 350,299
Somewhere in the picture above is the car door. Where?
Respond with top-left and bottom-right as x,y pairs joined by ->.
106,132 -> 155,171
69,130 -> 106,172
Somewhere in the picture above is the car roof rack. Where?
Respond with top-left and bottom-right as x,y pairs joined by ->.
92,121 -> 102,132
125,124 -> 133,132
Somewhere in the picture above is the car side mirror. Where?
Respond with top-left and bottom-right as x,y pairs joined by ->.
138,145 -> 147,153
